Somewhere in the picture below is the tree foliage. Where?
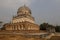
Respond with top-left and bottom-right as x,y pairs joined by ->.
40,23 -> 48,30
40,23 -> 60,32
55,26 -> 60,32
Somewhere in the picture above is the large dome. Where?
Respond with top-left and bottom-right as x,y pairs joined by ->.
17,5 -> 31,15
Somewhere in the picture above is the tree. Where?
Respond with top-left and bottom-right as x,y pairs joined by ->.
40,23 -> 48,30
0,21 -> 3,28
55,26 -> 60,32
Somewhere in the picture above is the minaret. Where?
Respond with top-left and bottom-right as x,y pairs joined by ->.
12,5 -> 35,24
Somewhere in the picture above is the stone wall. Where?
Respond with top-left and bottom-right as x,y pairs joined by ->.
0,34 -> 41,40
4,22 -> 39,31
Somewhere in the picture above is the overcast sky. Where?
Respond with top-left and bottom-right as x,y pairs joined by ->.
0,0 -> 60,25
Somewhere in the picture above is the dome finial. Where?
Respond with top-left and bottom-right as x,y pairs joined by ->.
23,4 -> 26,7
24,4 -> 25,6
